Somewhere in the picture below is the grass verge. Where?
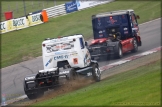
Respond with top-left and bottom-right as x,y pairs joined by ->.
1,1 -> 161,68
30,59 -> 161,106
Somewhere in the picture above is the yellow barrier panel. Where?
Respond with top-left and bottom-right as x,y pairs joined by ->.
13,17 -> 29,30
7,19 -> 16,32
28,13 -> 43,26
0,21 -> 8,34
0,11 -> 46,34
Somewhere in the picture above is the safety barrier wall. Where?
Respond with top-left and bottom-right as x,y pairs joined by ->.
45,4 -> 66,18
76,0 -> 114,10
0,11 -> 48,34
1,0 -> 114,34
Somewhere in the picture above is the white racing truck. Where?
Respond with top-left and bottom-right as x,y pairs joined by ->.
24,34 -> 101,99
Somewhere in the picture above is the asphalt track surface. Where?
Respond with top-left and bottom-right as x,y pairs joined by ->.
1,18 -> 161,102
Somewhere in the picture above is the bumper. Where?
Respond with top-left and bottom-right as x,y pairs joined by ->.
89,46 -> 115,58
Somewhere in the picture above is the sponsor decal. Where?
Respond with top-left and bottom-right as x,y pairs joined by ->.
65,1 -> 78,13
13,19 -> 25,26
124,27 -> 128,30
55,50 -> 68,55
99,30 -> 103,33
0,21 -> 8,34
28,13 -> 43,26
99,34 -> 103,37
12,17 -> 29,30
124,31 -> 128,34
45,58 -> 52,67
51,37 -> 68,42
98,18 -> 101,26
70,52 -> 78,56
73,58 -> 78,64
54,55 -> 69,60
84,51 -> 91,66
0,23 -> 5,30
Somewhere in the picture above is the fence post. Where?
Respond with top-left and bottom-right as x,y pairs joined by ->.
23,0 -> 27,16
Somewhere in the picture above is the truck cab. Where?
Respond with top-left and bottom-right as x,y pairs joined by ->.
89,9 -> 142,59
42,34 -> 91,69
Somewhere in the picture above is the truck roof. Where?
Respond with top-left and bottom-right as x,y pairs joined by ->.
92,9 -> 134,19
42,34 -> 83,44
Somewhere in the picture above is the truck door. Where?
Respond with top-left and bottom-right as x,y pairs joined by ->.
126,12 -> 139,50
130,12 -> 139,35
79,37 -> 91,67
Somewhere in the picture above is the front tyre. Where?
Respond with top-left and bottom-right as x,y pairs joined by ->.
68,68 -> 78,80
92,64 -> 101,82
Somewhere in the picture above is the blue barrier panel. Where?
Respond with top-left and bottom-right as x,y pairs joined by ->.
65,1 -> 78,13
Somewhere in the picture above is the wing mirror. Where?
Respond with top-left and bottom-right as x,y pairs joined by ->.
136,15 -> 140,19
85,41 -> 88,46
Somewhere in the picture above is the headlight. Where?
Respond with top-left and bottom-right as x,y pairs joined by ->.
25,76 -> 35,81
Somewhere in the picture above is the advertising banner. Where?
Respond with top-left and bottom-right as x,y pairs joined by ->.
12,17 -> 29,30
0,21 -> 8,34
28,12 -> 43,26
65,1 -> 78,13
7,19 -> 17,32
74,0 -> 112,10
75,0 -> 91,10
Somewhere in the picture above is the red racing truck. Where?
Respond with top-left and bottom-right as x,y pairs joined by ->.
88,9 -> 142,60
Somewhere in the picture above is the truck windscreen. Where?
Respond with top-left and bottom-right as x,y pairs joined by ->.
92,14 -> 128,39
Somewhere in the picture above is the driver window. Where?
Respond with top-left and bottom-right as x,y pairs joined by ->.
131,13 -> 137,25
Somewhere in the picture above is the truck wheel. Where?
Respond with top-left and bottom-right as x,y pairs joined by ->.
131,38 -> 138,53
24,81 -> 44,100
27,93 -> 38,100
69,68 -> 77,80
92,64 -> 101,82
115,44 -> 123,59
26,89 -> 44,100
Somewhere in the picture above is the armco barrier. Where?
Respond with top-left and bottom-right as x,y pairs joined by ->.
45,4 -> 66,18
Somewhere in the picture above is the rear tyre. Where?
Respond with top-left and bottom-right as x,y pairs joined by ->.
26,90 -> 44,100
24,81 -> 44,100
131,38 -> 138,53
68,68 -> 77,80
92,64 -> 101,82
115,44 -> 123,59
